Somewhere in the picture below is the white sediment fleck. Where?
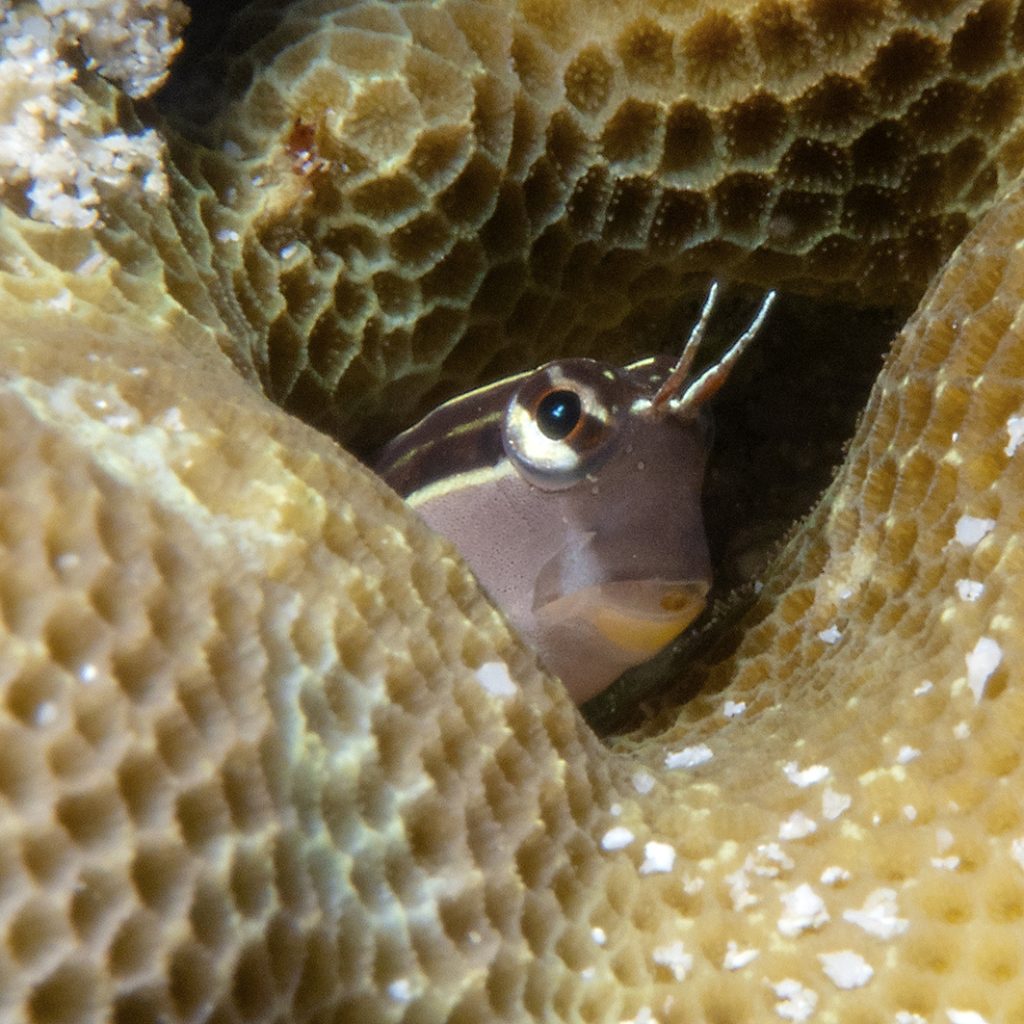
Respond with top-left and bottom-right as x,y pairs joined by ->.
817,624 -> 842,644
33,701 -> 59,727
931,856 -> 960,870
842,888 -> 908,939
591,927 -> 607,945
953,720 -> 971,739
48,289 -> 73,311
954,515 -> 995,546
665,744 -> 713,769
723,700 -> 747,718
947,1012 -> 990,1024
819,950 -> 873,989
783,762 -> 830,788
640,841 -> 676,875
652,940 -> 692,981
902,805 -> 917,821
386,979 -> 413,1002
896,1014 -> 928,1024
895,746 -> 921,764
1009,837 -> 1024,872
475,661 -> 517,697
159,406 -> 186,432
779,811 -> 817,840
727,843 -> 796,911
215,227 -> 240,242
723,941 -> 759,970
632,770 -> 655,795
771,979 -> 818,1022
913,680 -> 934,696
778,884 -> 829,936
76,249 -> 107,274
955,578 -> 984,602
822,788 -> 852,820
610,803 -> 622,817
620,1008 -> 657,1024
78,662 -> 98,684
726,866 -> 756,911
936,828 -> 954,853
580,966 -> 596,980
601,827 -> 635,851
965,636 -> 1002,703
1005,415 -> 1024,456
54,552 -> 80,575
820,866 -> 850,886
753,842 -> 794,875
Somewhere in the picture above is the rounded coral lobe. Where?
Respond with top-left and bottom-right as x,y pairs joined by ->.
3,0 -> 1024,1022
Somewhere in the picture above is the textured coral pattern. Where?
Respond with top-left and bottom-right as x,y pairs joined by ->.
198,0 -> 1024,445
2,0 -> 1024,1022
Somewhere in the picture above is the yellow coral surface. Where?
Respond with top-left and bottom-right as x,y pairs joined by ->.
2,0 -> 1024,1021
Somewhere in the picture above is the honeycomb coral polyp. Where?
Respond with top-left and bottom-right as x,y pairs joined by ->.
195,0 -> 1024,447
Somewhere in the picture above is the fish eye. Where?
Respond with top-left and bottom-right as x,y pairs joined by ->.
536,389 -> 582,440
502,360 -> 626,490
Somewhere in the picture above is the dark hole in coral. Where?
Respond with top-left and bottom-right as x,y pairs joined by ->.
583,290 -> 897,732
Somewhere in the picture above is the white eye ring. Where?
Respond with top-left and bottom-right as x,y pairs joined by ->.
502,361 -> 624,490
505,394 -> 584,476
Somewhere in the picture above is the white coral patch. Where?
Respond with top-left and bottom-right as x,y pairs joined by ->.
771,979 -> 818,1022
665,744 -> 713,769
652,940 -> 692,981
639,841 -> 676,875
34,0 -> 187,96
632,770 -> 655,794
820,865 -> 850,886
954,515 -> 995,546
0,6 -> 173,230
817,624 -> 842,644
842,888 -> 908,939
600,827 -> 635,851
386,979 -> 414,1002
1006,415 -> 1024,456
779,811 -> 817,840
822,788 -> 852,820
1011,837 -> 1024,872
723,700 -> 747,717
474,661 -> 517,697
965,636 -> 1002,702
955,578 -> 984,602
818,950 -> 873,989
723,941 -> 760,970
778,884 -> 829,936
620,1008 -> 657,1024
783,762 -> 830,787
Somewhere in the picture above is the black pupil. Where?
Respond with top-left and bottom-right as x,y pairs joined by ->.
536,389 -> 582,440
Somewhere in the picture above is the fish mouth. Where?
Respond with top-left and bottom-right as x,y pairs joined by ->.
535,579 -> 709,703
584,580 -> 709,655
